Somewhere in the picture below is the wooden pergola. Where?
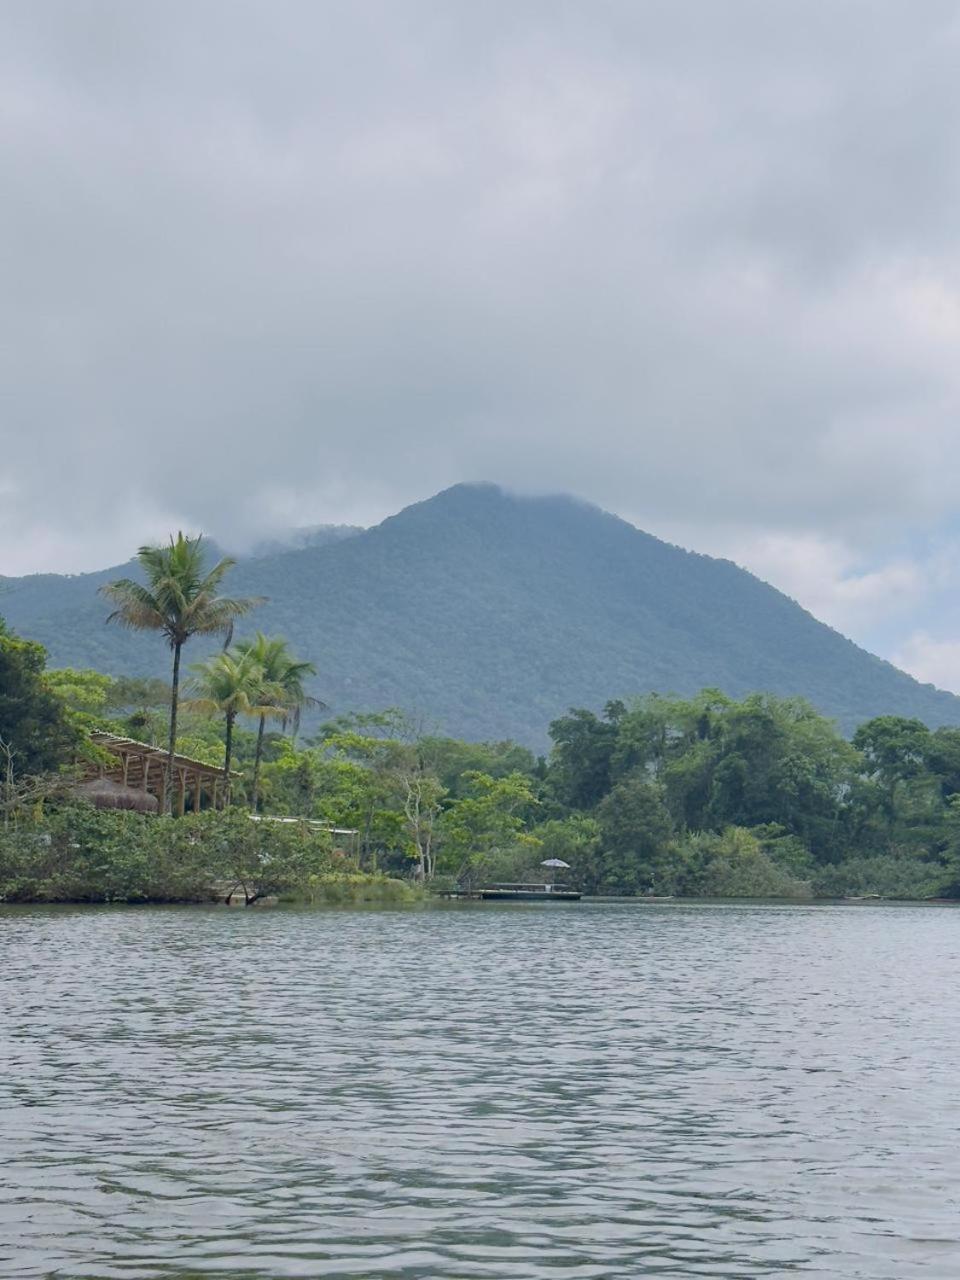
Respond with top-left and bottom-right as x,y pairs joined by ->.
86,731 -> 237,815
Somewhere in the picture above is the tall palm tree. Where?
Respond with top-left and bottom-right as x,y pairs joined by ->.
186,649 -> 277,804
233,633 -> 322,811
100,534 -> 262,813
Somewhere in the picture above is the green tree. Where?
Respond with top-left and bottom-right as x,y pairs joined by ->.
100,534 -> 261,812
320,726 -> 413,869
440,770 -> 540,881
0,621 -> 80,775
187,649 -> 275,803
853,716 -> 932,814
596,772 -> 674,894
396,763 -> 446,879
233,633 -> 320,811
923,727 -> 960,801
533,814 -> 602,892
419,735 -> 538,798
679,826 -> 810,898
547,703 -> 622,810
103,676 -> 171,741
45,668 -> 115,736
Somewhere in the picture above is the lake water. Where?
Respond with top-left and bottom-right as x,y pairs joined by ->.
2,901 -> 959,1279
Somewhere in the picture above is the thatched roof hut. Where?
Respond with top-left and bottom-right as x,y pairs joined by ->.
81,732 -> 235,814
75,777 -> 160,814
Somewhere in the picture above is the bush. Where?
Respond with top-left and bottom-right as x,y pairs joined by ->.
294,872 -> 421,905
0,804 -> 336,904
677,826 -> 811,898
812,852 -> 947,899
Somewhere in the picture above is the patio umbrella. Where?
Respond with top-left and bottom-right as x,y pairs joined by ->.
541,857 -> 570,886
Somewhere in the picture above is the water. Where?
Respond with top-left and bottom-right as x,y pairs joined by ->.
2,901 -> 959,1279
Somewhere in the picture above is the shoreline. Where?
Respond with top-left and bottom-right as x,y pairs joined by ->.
3,892 -> 958,910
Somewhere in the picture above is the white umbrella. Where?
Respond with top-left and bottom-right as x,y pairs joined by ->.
541,857 -> 570,888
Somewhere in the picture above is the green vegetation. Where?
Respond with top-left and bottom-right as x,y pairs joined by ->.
293,871 -> 421,905
4,513 -> 960,905
0,807 -> 339,905
0,618 -> 80,773
186,648 -> 278,800
100,533 -> 261,812
5,484 -> 960,747
232,632 -> 320,809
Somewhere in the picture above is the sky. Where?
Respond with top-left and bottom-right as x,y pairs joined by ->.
3,1 -> 960,688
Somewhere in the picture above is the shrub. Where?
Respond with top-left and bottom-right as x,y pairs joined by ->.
677,826 -> 811,898
812,852 -> 947,899
294,872 -> 420,905
0,804 -> 335,904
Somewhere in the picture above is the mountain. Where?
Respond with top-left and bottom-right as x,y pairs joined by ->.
3,483 -> 959,746
244,524 -> 363,558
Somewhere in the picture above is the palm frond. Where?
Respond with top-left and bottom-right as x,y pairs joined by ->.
188,596 -> 266,636
98,580 -> 167,633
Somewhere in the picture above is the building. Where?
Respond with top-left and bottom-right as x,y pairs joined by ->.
79,731 -> 234,814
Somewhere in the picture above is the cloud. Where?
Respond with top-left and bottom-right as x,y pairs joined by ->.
703,533 -> 931,636
894,633 -> 960,696
2,0 -> 960,689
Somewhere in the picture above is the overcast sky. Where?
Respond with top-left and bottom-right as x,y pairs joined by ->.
3,2 -> 960,687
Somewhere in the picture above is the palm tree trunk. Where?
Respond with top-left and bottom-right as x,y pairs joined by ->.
223,710 -> 235,806
166,642 -> 182,816
251,714 -> 266,812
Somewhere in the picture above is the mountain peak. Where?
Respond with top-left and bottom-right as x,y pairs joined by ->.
3,483 -> 959,746
379,481 -> 616,538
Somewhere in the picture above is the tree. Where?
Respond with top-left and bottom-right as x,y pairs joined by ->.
596,772 -> 674,894
853,716 -> 932,813
533,814 -> 602,892
547,705 -> 621,810
45,668 -> 115,737
679,827 -> 809,898
418,735 -> 537,798
103,676 -> 171,741
320,726 -> 413,869
397,763 -> 445,880
233,633 -> 321,811
187,649 -> 275,804
0,622 -> 80,774
440,770 -> 540,882
100,534 -> 261,812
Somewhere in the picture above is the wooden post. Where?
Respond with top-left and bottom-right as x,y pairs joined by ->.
193,771 -> 202,813
176,767 -> 186,817
142,756 -> 150,792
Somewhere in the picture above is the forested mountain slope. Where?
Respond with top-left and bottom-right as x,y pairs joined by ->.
3,483 -> 959,745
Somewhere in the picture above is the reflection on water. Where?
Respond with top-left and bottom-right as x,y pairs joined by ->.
2,900 -> 960,1278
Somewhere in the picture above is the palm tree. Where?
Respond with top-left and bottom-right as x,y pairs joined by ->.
100,534 -> 262,813
233,633 -> 322,810
186,649 -> 278,804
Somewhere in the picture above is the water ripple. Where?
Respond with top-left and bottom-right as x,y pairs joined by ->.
2,901 -> 960,1277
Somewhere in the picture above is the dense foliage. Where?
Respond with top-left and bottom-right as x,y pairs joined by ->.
0,620 -> 80,773
5,575 -> 960,901
0,806 -> 350,905
4,484 -> 960,746
541,694 -> 960,899
100,532 -> 261,813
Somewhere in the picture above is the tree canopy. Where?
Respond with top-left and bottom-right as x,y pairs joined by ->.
0,618 -> 80,774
